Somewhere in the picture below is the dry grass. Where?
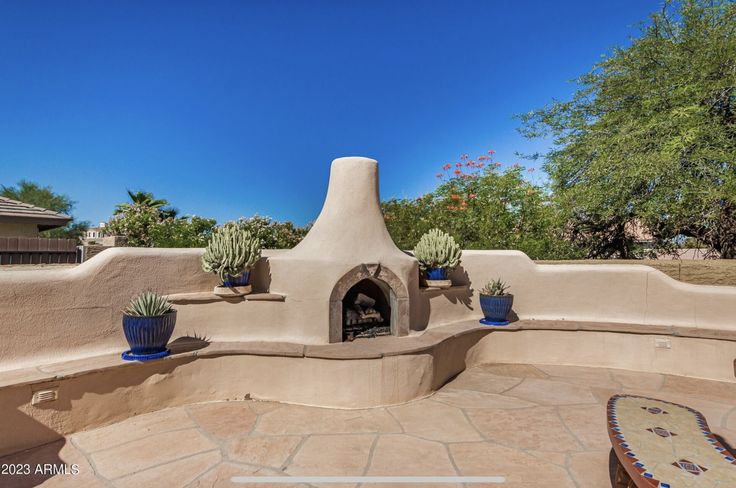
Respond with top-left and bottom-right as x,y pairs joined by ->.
537,259 -> 736,286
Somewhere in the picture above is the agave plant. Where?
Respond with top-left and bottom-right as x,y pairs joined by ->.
413,228 -> 462,271
479,278 -> 510,296
124,291 -> 175,317
201,222 -> 261,283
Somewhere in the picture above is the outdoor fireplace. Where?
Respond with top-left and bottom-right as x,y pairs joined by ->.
280,156 -> 418,343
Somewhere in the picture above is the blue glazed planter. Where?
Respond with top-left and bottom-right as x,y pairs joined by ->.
425,268 -> 447,280
223,270 -> 251,287
479,294 -> 514,326
121,311 -> 177,360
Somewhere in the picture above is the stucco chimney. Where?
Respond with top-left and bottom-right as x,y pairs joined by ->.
287,156 -> 410,263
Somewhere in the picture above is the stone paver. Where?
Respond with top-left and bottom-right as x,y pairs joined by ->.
113,450 -> 222,488
450,442 -> 576,488
365,434 -> 457,476
286,434 -> 374,476
89,428 -> 218,479
2,363 -> 735,488
504,377 -> 598,405
226,435 -> 302,468
255,405 -> 401,436
186,402 -> 259,440
466,406 -> 583,452
387,400 -> 482,442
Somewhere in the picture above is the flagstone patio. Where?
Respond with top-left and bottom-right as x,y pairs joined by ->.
2,363 -> 735,488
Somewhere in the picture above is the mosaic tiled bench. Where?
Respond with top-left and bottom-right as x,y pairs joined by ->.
607,394 -> 736,487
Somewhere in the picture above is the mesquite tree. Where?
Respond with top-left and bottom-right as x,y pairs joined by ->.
518,0 -> 736,258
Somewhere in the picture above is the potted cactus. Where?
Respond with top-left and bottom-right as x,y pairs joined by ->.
202,222 -> 261,297
479,278 -> 513,326
413,228 -> 462,289
121,291 -> 177,361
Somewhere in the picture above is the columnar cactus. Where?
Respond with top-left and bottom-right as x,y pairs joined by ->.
201,222 -> 261,283
413,228 -> 462,271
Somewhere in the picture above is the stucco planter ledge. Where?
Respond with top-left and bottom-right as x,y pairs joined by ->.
166,291 -> 286,304
420,284 -> 470,293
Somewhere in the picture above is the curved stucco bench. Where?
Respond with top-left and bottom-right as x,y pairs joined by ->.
1,319 -> 734,458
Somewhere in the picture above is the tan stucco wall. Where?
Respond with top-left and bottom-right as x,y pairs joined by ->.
468,330 -> 736,383
426,250 -> 736,331
0,222 -> 39,237
1,248 -> 736,372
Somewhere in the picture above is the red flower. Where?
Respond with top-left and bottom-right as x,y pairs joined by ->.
460,153 -> 469,160
455,162 -> 462,168
494,162 -> 502,167
436,173 -> 444,178
454,169 -> 462,176
450,194 -> 461,200
469,193 -> 477,199
443,163 -> 451,170
488,149 -> 496,155
447,205 -> 457,211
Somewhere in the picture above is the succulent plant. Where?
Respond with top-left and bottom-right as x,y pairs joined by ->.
479,278 -> 510,296
413,228 -> 462,271
124,291 -> 175,317
201,222 -> 261,283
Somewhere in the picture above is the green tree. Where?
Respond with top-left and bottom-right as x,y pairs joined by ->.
518,0 -> 736,258
105,204 -> 161,247
236,215 -> 310,249
0,180 -> 89,240
383,153 -> 581,259
149,216 -> 217,248
115,190 -> 178,219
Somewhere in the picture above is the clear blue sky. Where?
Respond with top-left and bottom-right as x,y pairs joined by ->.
0,0 -> 659,226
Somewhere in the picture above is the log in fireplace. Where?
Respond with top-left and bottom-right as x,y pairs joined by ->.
342,278 -> 391,341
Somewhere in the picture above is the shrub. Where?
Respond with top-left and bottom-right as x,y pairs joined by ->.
149,216 -> 217,248
383,151 -> 583,260
201,222 -> 261,283
413,228 -> 462,271
236,215 -> 309,249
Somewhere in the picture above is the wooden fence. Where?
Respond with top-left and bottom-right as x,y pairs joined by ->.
0,237 -> 80,265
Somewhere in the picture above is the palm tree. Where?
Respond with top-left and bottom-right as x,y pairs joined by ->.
114,190 -> 178,218
127,190 -> 168,207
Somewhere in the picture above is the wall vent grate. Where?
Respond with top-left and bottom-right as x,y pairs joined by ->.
32,389 -> 58,405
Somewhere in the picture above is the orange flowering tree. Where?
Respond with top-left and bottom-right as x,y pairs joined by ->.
382,151 -> 581,259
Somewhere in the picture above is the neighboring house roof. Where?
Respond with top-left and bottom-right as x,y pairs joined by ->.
0,197 -> 72,231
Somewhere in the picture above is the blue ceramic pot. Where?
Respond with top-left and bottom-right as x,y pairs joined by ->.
122,311 -> 177,359
223,270 -> 251,287
479,294 -> 514,326
425,268 -> 447,280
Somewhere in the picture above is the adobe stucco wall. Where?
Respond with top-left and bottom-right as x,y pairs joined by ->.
1,247 -> 736,372
426,250 -> 736,331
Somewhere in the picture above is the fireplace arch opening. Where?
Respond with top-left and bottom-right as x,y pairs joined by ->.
328,264 -> 410,343
342,278 -> 392,341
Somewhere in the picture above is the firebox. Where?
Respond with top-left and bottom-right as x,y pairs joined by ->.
342,278 -> 391,341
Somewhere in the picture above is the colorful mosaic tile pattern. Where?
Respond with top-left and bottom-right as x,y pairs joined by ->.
608,394 -> 736,487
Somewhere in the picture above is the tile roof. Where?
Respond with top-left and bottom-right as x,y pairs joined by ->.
0,196 -> 72,229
